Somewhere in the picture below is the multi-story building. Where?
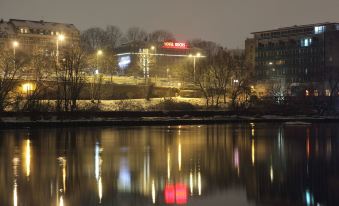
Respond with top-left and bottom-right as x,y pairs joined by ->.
0,19 -> 80,55
246,22 -> 339,96
115,40 -> 204,78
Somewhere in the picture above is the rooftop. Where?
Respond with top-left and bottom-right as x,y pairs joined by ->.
251,22 -> 338,34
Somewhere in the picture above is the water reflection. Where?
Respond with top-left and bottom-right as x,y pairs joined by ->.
0,123 -> 339,205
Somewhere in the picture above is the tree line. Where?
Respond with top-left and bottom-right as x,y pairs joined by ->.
0,25 -> 260,112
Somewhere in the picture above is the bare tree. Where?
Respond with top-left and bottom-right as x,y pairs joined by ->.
105,25 -> 123,50
0,49 -> 27,111
148,30 -> 174,42
81,27 -> 107,52
55,47 -> 88,111
21,49 -> 54,111
125,27 -> 148,42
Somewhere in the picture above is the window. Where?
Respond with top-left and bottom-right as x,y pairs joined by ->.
305,90 -> 309,96
301,38 -> 312,47
325,89 -> 331,96
314,90 -> 318,96
20,28 -> 24,33
314,25 -> 326,34
336,24 -> 339,31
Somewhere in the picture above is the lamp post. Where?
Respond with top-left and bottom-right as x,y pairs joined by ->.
12,41 -> 19,70
92,50 -> 103,102
189,52 -> 201,83
56,34 -> 65,64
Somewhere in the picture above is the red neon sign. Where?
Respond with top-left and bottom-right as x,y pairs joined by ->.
164,183 -> 188,205
165,184 -> 175,204
162,41 -> 188,49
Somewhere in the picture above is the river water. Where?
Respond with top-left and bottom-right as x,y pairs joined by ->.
0,123 -> 338,206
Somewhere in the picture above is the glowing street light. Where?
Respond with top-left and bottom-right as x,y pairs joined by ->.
56,34 -> 65,64
12,41 -> 19,56
189,53 -> 203,83
150,46 -> 155,51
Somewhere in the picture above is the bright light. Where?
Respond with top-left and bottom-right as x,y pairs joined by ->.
57,34 -> 65,41
251,139 -> 255,166
198,171 -> 202,196
196,52 -> 201,57
59,196 -> 64,206
98,177 -> 102,203
12,41 -> 19,48
189,171 -> 193,195
13,182 -> 18,206
95,69 -> 99,75
270,165 -> 274,182
22,83 -> 34,93
152,180 -> 156,204
150,46 -> 155,50
25,140 -> 31,177
97,50 -> 103,56
189,54 -> 193,58
269,62 -> 273,65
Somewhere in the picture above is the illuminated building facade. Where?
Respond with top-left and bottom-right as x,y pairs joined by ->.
115,40 -> 203,78
0,19 -> 80,54
246,23 -> 339,96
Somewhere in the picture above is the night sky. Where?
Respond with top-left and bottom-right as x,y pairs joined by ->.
1,0 -> 338,48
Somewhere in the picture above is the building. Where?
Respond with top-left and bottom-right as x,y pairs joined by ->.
0,19 -> 80,55
115,40 -> 204,79
246,22 -> 339,96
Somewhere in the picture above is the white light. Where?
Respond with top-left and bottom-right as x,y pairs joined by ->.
190,171 -> 193,195
59,196 -> 64,206
95,143 -> 100,180
152,180 -> 156,204
198,171 -> 202,196
270,165 -> 274,182
13,41 -> 19,48
13,182 -> 18,206
25,140 -> 31,177
98,177 -> 102,203
95,69 -> 99,75
57,34 -> 65,41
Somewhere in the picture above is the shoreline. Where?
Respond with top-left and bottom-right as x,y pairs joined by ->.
0,114 -> 339,128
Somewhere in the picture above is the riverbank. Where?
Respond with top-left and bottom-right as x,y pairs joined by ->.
0,111 -> 339,128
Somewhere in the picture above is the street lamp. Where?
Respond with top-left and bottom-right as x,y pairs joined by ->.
189,53 -> 202,83
12,41 -> 19,56
12,41 -> 19,69
91,50 -> 103,102
96,49 -> 103,72
56,34 -> 65,64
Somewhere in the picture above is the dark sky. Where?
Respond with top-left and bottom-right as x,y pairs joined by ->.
1,0 -> 339,48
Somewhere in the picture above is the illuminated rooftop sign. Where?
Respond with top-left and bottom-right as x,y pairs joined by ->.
162,41 -> 188,49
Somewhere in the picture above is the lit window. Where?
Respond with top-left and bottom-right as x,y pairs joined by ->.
314,90 -> 318,96
20,28 -> 24,33
51,31 -> 54,35
24,28 -> 28,33
325,89 -> 331,96
301,38 -> 312,47
306,90 -> 309,96
314,26 -> 326,34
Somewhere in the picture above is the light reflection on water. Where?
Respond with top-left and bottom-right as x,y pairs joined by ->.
0,123 -> 339,205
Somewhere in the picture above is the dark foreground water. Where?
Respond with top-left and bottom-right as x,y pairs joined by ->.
1,123 -> 339,206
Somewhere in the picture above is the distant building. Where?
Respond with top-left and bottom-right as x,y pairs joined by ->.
115,40 -> 204,78
0,19 -> 80,55
246,22 -> 339,96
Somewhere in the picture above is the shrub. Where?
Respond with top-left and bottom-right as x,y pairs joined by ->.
151,98 -> 197,111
